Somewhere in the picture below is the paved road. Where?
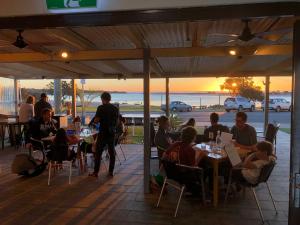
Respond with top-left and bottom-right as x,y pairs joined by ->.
178,111 -> 291,128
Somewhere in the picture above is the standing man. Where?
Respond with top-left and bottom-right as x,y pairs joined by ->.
89,92 -> 119,177
34,93 -> 52,120
231,112 -> 257,150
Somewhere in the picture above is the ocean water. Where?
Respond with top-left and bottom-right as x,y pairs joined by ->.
49,92 -> 292,107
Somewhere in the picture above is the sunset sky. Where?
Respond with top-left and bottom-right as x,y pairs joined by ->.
20,77 -> 292,92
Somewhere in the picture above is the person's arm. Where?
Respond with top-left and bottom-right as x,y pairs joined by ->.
31,104 -> 35,119
93,106 -> 101,123
250,127 -> 258,145
242,153 -> 257,169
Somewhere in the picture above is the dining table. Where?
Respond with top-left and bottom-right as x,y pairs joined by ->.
0,118 -> 24,150
194,143 -> 251,207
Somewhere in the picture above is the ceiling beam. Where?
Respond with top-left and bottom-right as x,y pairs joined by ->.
226,56 -> 251,74
265,57 -> 292,72
151,45 -> 291,58
0,45 -> 291,63
0,2 -> 298,30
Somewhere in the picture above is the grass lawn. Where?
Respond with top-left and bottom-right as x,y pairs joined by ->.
279,128 -> 291,134
125,125 -> 205,144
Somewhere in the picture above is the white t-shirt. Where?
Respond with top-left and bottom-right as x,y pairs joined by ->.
19,103 -> 34,123
242,154 -> 276,184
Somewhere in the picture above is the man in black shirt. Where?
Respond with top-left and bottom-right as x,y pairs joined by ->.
90,92 -> 119,177
204,112 -> 230,142
34,93 -> 52,120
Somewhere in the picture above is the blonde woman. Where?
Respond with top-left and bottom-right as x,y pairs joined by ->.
19,95 -> 35,123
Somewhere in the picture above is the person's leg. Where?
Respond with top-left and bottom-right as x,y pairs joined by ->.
93,135 -> 106,176
107,135 -> 116,175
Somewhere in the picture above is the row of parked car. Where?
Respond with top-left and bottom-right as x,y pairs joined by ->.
224,96 -> 291,112
161,97 -> 291,113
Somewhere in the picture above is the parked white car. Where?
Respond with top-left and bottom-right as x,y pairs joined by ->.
224,96 -> 255,112
261,98 -> 291,112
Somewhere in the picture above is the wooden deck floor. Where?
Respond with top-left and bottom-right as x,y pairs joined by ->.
0,132 -> 290,225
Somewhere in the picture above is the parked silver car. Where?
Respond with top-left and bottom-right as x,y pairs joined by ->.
224,96 -> 255,112
262,98 -> 291,112
161,101 -> 192,112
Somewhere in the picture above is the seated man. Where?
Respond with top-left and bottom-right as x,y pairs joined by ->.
27,108 -> 57,142
231,112 -> 257,150
204,112 -> 230,141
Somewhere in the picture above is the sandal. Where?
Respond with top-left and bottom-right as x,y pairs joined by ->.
88,172 -> 98,178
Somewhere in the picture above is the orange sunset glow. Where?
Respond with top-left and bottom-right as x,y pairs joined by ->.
20,77 -> 292,92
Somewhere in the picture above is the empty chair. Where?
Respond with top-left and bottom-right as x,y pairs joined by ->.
156,159 -> 206,217
258,123 -> 280,154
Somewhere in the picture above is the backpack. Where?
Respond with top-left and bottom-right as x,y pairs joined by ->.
11,154 -> 47,177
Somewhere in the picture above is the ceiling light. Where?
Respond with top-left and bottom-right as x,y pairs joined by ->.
229,50 -> 237,56
61,51 -> 69,59
13,30 -> 28,49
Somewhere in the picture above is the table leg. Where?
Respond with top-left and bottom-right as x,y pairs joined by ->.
212,160 -> 219,207
0,125 -> 4,150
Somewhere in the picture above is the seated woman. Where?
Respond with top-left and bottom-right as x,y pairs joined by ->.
232,141 -> 276,185
164,126 -> 207,166
48,128 -> 76,163
154,116 -> 172,161
177,118 -> 196,132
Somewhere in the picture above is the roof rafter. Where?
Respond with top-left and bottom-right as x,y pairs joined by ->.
0,45 -> 291,63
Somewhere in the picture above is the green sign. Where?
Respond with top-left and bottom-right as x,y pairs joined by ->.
46,0 -> 97,10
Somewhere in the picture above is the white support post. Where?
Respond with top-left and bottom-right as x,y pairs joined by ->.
71,79 -> 77,118
54,79 -> 62,114
264,75 -> 270,133
14,79 -> 19,116
166,77 -> 170,117
143,49 -> 151,193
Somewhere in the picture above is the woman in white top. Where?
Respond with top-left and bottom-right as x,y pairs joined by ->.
19,95 -> 35,123
232,141 -> 276,185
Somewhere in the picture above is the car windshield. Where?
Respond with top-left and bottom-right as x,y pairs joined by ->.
225,98 -> 235,102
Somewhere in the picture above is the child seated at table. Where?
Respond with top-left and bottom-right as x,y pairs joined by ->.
232,141 -> 276,185
48,128 -> 76,163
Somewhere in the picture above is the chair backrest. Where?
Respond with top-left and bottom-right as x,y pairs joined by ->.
162,159 -> 180,181
150,122 -> 156,147
195,134 -> 205,144
162,159 -> 203,185
257,161 -> 276,184
265,123 -> 280,143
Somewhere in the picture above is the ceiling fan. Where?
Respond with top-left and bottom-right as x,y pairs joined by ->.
13,29 -> 28,48
207,18 -> 292,46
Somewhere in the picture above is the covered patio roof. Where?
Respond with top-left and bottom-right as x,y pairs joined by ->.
0,16 -> 293,79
